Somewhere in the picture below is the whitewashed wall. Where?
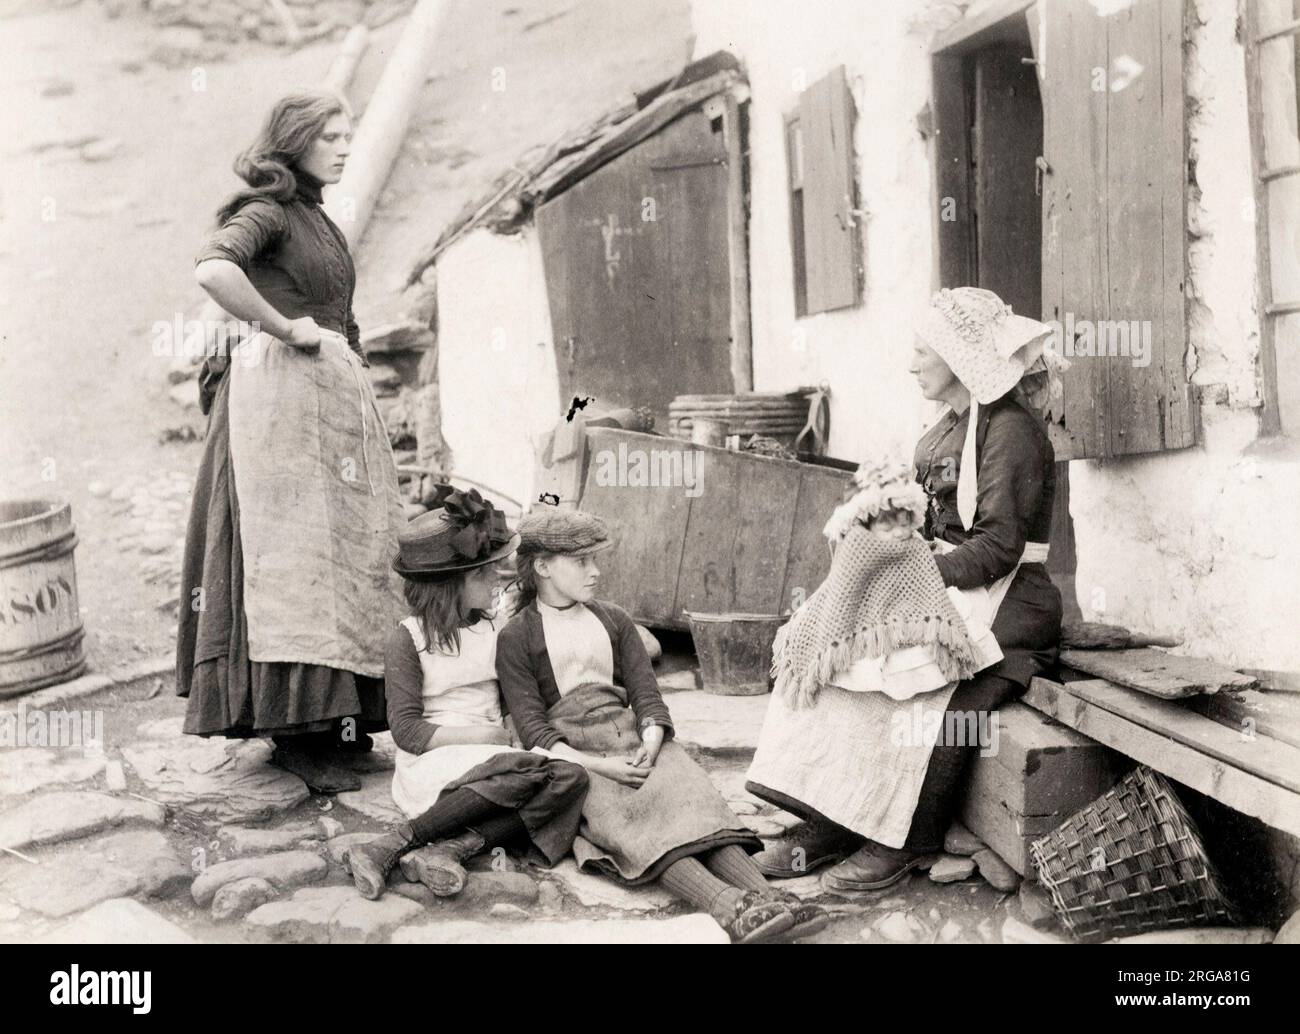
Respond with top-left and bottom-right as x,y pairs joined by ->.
435,227 -> 560,509
692,0 -> 1300,670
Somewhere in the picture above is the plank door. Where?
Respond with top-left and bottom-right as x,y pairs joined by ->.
535,111 -> 737,423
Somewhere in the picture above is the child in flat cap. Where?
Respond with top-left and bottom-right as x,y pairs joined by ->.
496,507 -> 828,943
342,487 -> 589,901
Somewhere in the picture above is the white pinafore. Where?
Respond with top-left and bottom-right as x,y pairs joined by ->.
389,616 -> 524,820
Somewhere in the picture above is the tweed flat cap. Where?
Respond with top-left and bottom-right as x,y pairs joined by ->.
517,508 -> 613,557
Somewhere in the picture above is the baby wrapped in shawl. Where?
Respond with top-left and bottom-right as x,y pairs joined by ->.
771,459 -> 1004,708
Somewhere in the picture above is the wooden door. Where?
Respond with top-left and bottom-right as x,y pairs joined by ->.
536,111 -> 737,423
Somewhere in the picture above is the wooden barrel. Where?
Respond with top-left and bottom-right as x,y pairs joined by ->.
0,500 -> 86,698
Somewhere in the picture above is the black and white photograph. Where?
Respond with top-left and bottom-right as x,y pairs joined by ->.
0,0 -> 1297,988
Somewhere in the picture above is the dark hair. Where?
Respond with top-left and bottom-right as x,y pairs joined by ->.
403,571 -> 487,655
510,551 -> 549,615
214,90 -> 348,226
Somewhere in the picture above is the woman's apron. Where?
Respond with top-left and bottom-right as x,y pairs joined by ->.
746,540 -> 1048,849
541,684 -> 760,885
226,332 -> 405,676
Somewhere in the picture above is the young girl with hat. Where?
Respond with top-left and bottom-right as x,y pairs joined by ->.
343,487 -> 590,900
496,508 -> 829,943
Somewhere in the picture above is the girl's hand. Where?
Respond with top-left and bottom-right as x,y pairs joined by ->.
632,725 -> 665,768
595,756 -> 650,788
283,316 -> 323,353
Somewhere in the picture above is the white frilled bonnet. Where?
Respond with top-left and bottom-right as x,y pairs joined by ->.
917,288 -> 1056,531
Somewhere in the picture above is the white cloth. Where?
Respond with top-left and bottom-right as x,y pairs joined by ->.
390,616 -> 521,819
537,601 -> 613,696
227,331 -> 405,675
747,542 -> 1046,847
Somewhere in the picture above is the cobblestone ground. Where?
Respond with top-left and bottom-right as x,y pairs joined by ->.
0,652 -> 1068,945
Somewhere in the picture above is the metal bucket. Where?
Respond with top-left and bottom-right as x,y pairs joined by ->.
685,611 -> 786,696
0,499 -> 86,698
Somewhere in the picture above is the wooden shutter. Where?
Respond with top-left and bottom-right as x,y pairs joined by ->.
797,66 -> 862,314
1041,0 -> 1196,459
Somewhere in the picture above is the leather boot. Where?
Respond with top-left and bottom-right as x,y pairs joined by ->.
751,819 -> 864,878
344,824 -> 420,900
399,829 -> 486,897
270,742 -> 362,794
820,840 -> 938,896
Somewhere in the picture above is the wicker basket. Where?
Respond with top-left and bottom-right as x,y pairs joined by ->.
1030,766 -> 1236,942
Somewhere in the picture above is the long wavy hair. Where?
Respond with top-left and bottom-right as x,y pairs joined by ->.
403,572 -> 489,656
215,90 -> 350,226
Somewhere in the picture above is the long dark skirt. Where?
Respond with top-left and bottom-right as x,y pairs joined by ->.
175,375 -> 387,739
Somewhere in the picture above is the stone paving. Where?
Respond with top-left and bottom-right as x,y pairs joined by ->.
0,669 -> 1068,945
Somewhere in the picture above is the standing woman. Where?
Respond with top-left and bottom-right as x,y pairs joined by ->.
176,90 -> 405,793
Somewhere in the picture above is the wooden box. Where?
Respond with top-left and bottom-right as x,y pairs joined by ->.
959,702 -> 1126,877
571,428 -> 853,630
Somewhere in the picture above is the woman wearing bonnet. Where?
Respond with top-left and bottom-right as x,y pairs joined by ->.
746,287 -> 1066,893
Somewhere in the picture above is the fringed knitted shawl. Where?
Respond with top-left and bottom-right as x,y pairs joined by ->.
772,525 -> 979,708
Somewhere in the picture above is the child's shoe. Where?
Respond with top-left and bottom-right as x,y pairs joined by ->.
399,829 -> 486,897
723,891 -> 797,944
344,823 -> 420,899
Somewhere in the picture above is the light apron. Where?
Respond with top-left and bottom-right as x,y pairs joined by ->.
746,541 -> 1048,848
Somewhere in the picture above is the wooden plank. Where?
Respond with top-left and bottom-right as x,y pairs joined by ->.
675,447 -> 799,618
1024,678 -> 1300,837
1188,689 -> 1300,751
1106,0 -> 1195,452
1059,619 -> 1180,649
1044,0 -> 1109,459
721,93 -> 752,393
1055,678 -> 1300,794
798,66 -> 860,314
577,429 -> 691,627
778,463 -> 852,613
931,52 -> 975,290
1059,647 -> 1257,698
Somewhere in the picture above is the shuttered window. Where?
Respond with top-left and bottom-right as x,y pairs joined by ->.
1041,0 -> 1196,459
786,65 -> 862,316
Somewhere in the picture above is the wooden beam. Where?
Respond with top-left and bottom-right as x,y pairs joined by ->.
1024,678 -> 1300,837
931,0 -> 1036,54
1244,0 -> 1283,435
1052,678 -> 1300,794
722,93 -> 753,393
